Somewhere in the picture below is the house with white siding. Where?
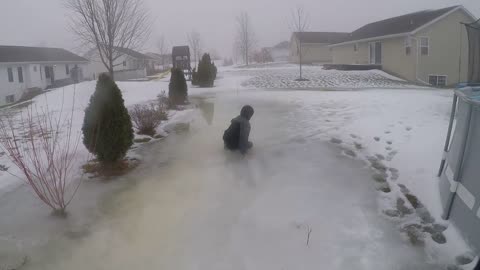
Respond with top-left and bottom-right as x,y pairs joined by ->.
85,47 -> 153,81
330,5 -> 477,86
0,45 -> 88,106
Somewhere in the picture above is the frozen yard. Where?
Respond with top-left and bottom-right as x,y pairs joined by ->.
0,67 -> 476,270
235,64 -> 423,89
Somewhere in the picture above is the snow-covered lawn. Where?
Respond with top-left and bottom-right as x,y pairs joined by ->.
235,64 -> 423,89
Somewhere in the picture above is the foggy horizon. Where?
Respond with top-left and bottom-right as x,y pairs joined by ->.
0,0 -> 479,58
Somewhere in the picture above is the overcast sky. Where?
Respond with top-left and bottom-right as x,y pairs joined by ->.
0,0 -> 479,58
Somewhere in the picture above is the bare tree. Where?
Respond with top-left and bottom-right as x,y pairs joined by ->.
157,35 -> 168,69
0,91 -> 82,215
290,6 -> 310,80
66,0 -> 151,79
187,31 -> 202,66
235,12 -> 256,66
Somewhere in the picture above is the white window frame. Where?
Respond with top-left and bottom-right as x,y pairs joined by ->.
368,42 -> 382,64
17,67 -> 23,83
7,67 -> 14,83
428,75 -> 447,86
369,42 -> 375,64
404,37 -> 412,56
419,36 -> 429,56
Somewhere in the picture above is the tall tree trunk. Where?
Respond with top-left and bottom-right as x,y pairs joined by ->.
299,41 -> 303,79
108,57 -> 115,80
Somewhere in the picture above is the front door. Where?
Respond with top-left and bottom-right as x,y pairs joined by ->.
45,66 -> 55,85
369,42 -> 382,65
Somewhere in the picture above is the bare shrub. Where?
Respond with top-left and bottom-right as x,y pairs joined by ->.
130,103 -> 168,137
0,92 -> 81,215
157,90 -> 170,111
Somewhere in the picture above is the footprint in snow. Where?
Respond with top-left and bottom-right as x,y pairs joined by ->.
386,140 -> 393,145
406,126 -> 412,131
386,150 -> 398,161
354,142 -> 363,150
330,137 -> 343,144
374,137 -> 380,142
385,131 -> 391,134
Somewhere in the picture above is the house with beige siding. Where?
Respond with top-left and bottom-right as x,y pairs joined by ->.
290,32 -> 349,64
330,6 -> 476,86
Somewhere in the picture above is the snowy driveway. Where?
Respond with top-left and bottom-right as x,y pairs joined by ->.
24,90 -> 445,270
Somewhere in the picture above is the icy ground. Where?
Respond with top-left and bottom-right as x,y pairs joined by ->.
234,64 -> 422,89
0,66 -> 476,269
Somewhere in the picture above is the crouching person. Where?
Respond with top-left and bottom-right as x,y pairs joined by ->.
223,105 -> 254,155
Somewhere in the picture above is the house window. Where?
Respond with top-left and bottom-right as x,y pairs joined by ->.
420,37 -> 429,56
5,95 -> 15,104
33,66 -> 37,72
123,61 -> 127,67
45,67 -> 51,79
7,68 -> 13,82
66,64 -> 70,75
405,37 -> 412,56
17,67 -> 23,83
429,75 -> 447,86
354,43 -> 358,52
40,66 -> 43,80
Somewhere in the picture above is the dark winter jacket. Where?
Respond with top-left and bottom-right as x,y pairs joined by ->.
223,105 -> 254,154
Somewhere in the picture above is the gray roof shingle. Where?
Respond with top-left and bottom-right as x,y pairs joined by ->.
338,6 -> 461,43
0,45 -> 88,63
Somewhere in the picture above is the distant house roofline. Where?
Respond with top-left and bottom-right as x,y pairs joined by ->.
328,32 -> 410,47
273,41 -> 289,49
0,45 -> 88,63
113,47 -> 152,60
329,5 -> 477,47
84,46 -> 152,60
291,32 -> 350,44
